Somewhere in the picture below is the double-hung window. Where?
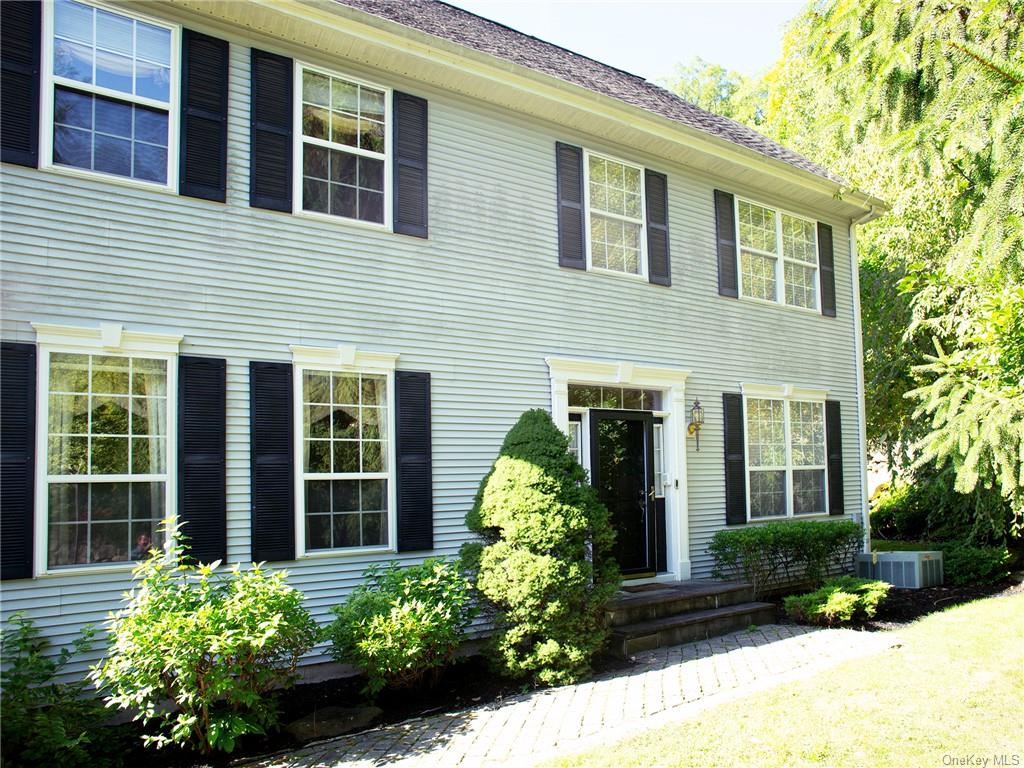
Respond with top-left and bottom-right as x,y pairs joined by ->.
44,0 -> 177,187
584,151 -> 646,277
43,350 -> 173,569
297,65 -> 390,226
298,368 -> 393,552
745,396 -> 827,519
737,199 -> 819,310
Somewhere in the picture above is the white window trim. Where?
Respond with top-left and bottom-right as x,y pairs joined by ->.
582,148 -> 649,281
32,322 -> 182,577
292,62 -> 393,232
741,382 -> 830,523
39,0 -> 181,193
734,196 -> 820,313
291,344 -> 399,559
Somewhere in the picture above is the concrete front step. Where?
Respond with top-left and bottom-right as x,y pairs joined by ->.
608,602 -> 778,657
606,580 -> 755,627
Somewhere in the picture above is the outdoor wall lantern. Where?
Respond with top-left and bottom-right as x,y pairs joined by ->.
688,398 -> 705,451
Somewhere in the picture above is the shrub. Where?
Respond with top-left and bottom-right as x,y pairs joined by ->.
461,409 -> 620,686
870,481 -> 928,540
1,614 -> 123,768
325,558 -> 477,696
941,543 -> 1012,586
783,576 -> 891,626
89,523 -> 320,755
709,520 -> 862,597
870,468 -> 1016,545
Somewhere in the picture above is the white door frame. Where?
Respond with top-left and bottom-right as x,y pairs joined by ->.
546,357 -> 692,581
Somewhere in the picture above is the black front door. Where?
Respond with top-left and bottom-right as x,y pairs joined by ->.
589,409 -> 656,577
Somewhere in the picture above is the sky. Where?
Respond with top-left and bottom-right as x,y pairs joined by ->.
449,1 -> 804,82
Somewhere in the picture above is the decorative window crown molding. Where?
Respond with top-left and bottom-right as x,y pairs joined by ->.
741,382 -> 828,400
31,322 -> 183,355
546,357 -> 690,388
290,343 -> 399,373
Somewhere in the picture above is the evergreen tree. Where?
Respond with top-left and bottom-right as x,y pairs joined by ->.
461,409 -> 620,686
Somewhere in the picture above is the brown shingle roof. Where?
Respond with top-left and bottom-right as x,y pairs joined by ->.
337,0 -> 840,182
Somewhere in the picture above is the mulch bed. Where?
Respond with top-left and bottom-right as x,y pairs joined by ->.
864,579 -> 1023,630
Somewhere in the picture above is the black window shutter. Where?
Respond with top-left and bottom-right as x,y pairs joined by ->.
826,400 -> 844,515
1,0 -> 41,167
1,342 -> 36,580
395,371 -> 433,552
714,190 -> 738,297
180,30 -> 229,202
818,222 -> 837,317
555,142 -> 586,270
250,361 -> 294,561
249,49 -> 292,212
645,169 -> 671,286
178,356 -> 226,564
392,91 -> 428,238
723,393 -> 747,526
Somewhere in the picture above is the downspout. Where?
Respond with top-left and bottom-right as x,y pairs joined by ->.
850,208 -> 875,553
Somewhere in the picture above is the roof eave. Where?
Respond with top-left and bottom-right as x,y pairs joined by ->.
171,0 -> 890,218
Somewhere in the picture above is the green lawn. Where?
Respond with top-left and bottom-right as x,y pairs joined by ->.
548,593 -> 1024,768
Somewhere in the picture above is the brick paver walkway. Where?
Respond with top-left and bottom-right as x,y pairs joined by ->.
245,625 -> 900,768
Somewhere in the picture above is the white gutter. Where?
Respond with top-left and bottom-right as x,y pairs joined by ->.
850,207 -> 876,553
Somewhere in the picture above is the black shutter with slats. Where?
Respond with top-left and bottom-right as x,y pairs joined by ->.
250,361 -> 294,561
178,356 -> 226,564
645,169 -> 671,286
1,342 -> 36,580
1,0 -> 41,167
249,49 -> 293,212
395,371 -> 433,552
825,399 -> 844,515
723,393 -> 746,526
180,30 -> 229,202
715,190 -> 738,297
818,222 -> 837,317
393,91 -> 428,238
555,142 -> 586,270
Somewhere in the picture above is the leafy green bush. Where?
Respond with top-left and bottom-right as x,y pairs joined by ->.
1,614 -> 123,768
709,520 -> 862,597
783,577 -> 891,626
941,543 -> 1012,586
325,558 -> 476,696
90,523 -> 320,754
461,409 -> 620,686
870,481 -> 929,540
870,468 -> 1016,545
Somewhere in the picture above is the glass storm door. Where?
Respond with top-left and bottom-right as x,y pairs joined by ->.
589,409 -> 657,577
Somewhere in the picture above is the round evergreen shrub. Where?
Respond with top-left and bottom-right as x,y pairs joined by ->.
461,409 -> 620,686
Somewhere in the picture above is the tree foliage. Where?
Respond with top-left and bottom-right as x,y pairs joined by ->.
670,2 -> 1023,536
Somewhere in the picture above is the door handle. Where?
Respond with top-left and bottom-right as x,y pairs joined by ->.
648,486 -> 656,501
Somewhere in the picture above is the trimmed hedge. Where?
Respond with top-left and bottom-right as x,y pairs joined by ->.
783,576 -> 891,626
709,520 -> 862,598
